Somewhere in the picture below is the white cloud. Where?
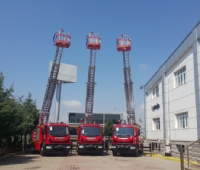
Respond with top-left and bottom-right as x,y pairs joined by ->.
139,64 -> 147,70
61,100 -> 82,108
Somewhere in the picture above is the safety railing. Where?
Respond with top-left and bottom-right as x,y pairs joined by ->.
180,139 -> 200,170
143,143 -> 154,156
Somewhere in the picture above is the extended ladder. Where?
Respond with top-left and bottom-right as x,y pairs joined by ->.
85,49 -> 96,123
39,47 -> 63,125
123,51 -> 135,125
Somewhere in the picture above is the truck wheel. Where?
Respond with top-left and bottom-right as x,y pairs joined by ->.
112,152 -> 117,156
139,149 -> 143,154
98,152 -> 103,156
40,144 -> 46,156
134,147 -> 138,157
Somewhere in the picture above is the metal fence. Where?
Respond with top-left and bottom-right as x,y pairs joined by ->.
179,139 -> 200,170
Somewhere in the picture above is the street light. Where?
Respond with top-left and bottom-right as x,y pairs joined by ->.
140,85 -> 144,90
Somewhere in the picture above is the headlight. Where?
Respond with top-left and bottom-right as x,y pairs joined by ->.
130,146 -> 135,149
79,145 -> 84,148
46,146 -> 52,149
112,146 -> 116,148
66,146 -> 70,148
98,146 -> 102,148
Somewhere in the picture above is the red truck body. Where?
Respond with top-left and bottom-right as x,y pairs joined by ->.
76,123 -> 103,155
32,122 -> 71,156
111,123 -> 143,156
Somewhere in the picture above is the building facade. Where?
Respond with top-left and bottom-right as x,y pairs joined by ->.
67,112 -> 123,136
144,21 -> 200,155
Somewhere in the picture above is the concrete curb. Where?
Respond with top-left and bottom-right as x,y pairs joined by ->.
143,152 -> 198,165
0,151 -> 22,160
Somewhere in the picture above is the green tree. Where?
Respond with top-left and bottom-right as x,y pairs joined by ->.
18,93 -> 39,144
104,117 -> 113,137
0,72 -> 18,152
0,72 -> 39,153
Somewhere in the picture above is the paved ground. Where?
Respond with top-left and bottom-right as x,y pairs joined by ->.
0,151 -> 181,170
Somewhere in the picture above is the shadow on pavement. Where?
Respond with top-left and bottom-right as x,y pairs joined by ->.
78,151 -> 110,156
0,154 -> 38,166
116,153 -> 144,157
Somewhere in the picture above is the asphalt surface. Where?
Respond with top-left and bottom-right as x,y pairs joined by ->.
0,150 -> 181,170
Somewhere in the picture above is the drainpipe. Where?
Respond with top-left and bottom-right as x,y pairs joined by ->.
144,89 -> 147,138
162,73 -> 171,155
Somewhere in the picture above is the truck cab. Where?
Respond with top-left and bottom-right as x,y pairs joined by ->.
77,124 -> 103,155
111,123 -> 143,156
32,122 -> 71,156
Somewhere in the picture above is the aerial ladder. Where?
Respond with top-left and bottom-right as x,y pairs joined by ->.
39,29 -> 71,125
111,34 -> 143,157
31,29 -> 72,156
116,34 -> 135,125
84,31 -> 101,123
76,32 -> 103,155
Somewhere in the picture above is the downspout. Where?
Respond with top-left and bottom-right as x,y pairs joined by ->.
144,88 -> 146,138
167,79 -> 171,142
162,73 -> 166,148
162,73 -> 171,155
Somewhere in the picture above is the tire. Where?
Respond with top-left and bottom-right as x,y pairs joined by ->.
134,147 -> 138,157
112,152 -> 117,156
77,147 -> 81,155
40,144 -> 46,156
98,152 -> 103,156
139,149 -> 143,154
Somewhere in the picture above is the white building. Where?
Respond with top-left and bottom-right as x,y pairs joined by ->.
144,21 -> 200,155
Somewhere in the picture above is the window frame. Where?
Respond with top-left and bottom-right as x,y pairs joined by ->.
152,85 -> 159,99
174,66 -> 186,88
175,112 -> 188,129
153,117 -> 160,130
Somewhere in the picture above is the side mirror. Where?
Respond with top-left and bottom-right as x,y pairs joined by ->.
42,128 -> 44,135
138,129 -> 141,136
77,127 -> 81,135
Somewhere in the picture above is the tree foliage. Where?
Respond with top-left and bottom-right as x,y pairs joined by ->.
0,72 -> 39,153
104,117 -> 113,137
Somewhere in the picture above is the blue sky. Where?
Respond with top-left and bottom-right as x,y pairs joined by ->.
1,0 -> 200,127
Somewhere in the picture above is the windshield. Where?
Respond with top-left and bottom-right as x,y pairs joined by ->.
48,126 -> 69,137
114,127 -> 134,137
81,127 -> 101,137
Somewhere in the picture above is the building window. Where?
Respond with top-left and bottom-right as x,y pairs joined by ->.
105,114 -> 121,124
174,66 -> 186,88
153,118 -> 160,130
152,143 -> 158,149
152,86 -> 159,99
176,145 -> 185,153
176,112 -> 188,128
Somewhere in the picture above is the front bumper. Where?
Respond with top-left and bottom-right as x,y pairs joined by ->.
77,144 -> 103,153
44,144 -> 71,153
112,144 -> 137,154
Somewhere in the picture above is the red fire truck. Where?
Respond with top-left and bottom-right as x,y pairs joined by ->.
76,121 -> 103,155
111,122 -> 143,156
31,29 -> 71,156
112,34 -> 143,156
32,123 -> 71,156
76,31 -> 103,155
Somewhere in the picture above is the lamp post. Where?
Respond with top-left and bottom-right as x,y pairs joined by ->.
140,85 -> 146,138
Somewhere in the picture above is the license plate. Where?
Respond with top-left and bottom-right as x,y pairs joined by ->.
86,145 -> 93,148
